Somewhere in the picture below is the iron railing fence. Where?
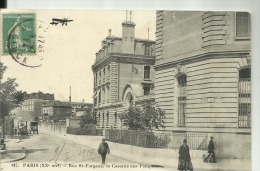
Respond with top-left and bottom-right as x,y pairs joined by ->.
105,129 -> 208,150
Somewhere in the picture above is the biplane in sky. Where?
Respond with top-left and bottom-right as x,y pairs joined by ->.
50,18 -> 73,26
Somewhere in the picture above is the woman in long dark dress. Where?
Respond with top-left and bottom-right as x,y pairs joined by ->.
178,139 -> 193,171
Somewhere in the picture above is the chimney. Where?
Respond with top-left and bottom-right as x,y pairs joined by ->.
122,11 -> 135,54
82,99 -> 85,103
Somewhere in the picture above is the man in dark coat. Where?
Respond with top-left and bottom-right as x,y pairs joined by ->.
178,139 -> 193,171
204,136 -> 216,163
98,138 -> 110,164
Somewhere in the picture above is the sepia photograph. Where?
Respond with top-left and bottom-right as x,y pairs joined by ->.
0,8 -> 253,171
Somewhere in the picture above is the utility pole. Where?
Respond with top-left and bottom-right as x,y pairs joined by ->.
69,86 -> 71,102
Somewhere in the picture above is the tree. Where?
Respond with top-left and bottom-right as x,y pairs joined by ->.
0,62 -> 26,136
79,112 -> 97,128
49,110 -> 71,123
122,102 -> 166,130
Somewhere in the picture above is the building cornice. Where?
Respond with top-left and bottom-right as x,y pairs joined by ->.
135,94 -> 155,103
154,49 -> 251,71
93,101 -> 123,110
171,127 -> 251,134
92,53 -> 155,72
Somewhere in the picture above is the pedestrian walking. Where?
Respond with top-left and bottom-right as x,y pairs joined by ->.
98,138 -> 110,164
178,139 -> 193,171
204,136 -> 216,163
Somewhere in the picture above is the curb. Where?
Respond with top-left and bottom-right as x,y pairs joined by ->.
1,151 -> 26,163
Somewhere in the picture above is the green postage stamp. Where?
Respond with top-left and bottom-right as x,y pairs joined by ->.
2,13 -> 36,55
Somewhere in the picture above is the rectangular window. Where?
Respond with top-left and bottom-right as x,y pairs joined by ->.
144,45 -> 151,56
103,89 -> 106,104
144,86 -> 150,95
236,12 -> 251,37
94,97 -> 97,105
102,113 -> 104,128
107,112 -> 109,126
144,66 -> 150,80
107,86 -> 110,103
177,75 -> 187,127
178,97 -> 186,127
95,73 -> 97,85
114,112 -> 117,125
238,77 -> 251,128
98,92 -> 101,104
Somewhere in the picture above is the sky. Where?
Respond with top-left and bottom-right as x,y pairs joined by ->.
1,10 -> 156,103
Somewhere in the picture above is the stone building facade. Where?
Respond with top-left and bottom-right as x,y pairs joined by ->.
155,11 -> 251,159
92,18 -> 156,129
19,92 -> 55,121
42,100 -> 72,119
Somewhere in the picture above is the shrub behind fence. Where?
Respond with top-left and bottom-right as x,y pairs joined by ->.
105,129 -> 208,150
67,126 -> 102,136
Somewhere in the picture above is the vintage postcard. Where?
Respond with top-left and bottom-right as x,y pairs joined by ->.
0,10 -> 251,171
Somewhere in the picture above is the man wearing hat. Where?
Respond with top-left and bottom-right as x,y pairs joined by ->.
98,138 -> 110,164
204,136 -> 216,163
178,139 -> 193,171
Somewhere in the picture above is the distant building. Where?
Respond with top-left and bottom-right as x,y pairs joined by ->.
155,11 -> 251,159
75,103 -> 93,117
21,99 -> 45,116
19,91 -> 55,121
42,100 -> 72,117
69,101 -> 90,115
67,104 -> 93,128
92,14 -> 156,129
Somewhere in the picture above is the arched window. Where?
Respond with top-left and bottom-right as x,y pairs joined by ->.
177,74 -> 187,127
125,92 -> 134,108
238,67 -> 251,128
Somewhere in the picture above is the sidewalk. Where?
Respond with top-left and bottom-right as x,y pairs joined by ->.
0,139 -> 26,163
42,128 -> 251,171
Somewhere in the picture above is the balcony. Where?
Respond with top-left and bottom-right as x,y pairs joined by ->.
103,78 -> 106,83
107,76 -> 110,82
